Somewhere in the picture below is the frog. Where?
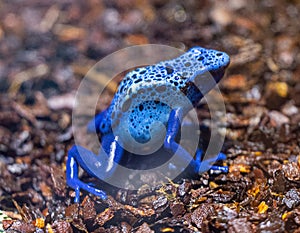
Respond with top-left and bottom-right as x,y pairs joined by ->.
66,46 -> 230,202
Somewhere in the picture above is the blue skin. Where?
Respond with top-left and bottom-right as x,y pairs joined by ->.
67,47 -> 230,202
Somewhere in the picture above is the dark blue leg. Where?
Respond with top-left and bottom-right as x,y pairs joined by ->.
87,109 -> 109,133
66,133 -> 123,202
66,146 -> 107,202
164,108 -> 228,174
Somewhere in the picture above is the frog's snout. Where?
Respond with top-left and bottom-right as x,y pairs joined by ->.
222,52 -> 230,68
215,51 -> 230,68
209,51 -> 230,82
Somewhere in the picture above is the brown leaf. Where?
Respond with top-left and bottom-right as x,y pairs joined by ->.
81,196 -> 96,221
136,222 -> 154,233
95,208 -> 114,226
51,165 -> 66,197
191,204 -> 215,229
51,220 -> 73,233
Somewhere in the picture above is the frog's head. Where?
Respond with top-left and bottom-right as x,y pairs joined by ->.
188,46 -> 230,84
175,46 -> 230,102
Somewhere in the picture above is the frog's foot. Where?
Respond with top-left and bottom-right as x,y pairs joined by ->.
195,149 -> 228,173
164,108 -> 228,176
66,145 -> 107,202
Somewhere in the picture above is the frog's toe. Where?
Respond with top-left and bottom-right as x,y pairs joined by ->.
196,151 -> 228,174
71,179 -> 107,202
197,162 -> 228,174
209,165 -> 229,173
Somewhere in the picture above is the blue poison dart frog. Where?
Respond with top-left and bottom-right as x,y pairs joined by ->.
67,46 -> 230,202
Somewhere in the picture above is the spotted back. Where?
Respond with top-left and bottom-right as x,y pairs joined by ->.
99,46 -> 230,144
109,64 -> 187,145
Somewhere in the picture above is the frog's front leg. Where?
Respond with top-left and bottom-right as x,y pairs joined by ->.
66,133 -> 123,202
164,108 -> 228,175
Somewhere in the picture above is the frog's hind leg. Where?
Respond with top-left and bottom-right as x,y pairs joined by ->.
66,133 -> 123,202
163,108 -> 228,175
67,145 -> 107,202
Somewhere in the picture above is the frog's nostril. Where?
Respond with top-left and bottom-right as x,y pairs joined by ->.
197,56 -> 204,61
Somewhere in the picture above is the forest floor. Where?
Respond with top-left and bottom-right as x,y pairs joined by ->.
1,0 -> 300,232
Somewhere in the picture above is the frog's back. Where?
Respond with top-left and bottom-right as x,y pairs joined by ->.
99,47 -> 229,143
106,64 -> 181,143
96,64 -> 178,136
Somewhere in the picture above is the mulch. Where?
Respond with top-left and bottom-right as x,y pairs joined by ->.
1,0 -> 300,232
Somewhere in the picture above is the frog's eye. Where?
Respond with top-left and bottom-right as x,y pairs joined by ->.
191,48 -> 202,55
197,56 -> 204,61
